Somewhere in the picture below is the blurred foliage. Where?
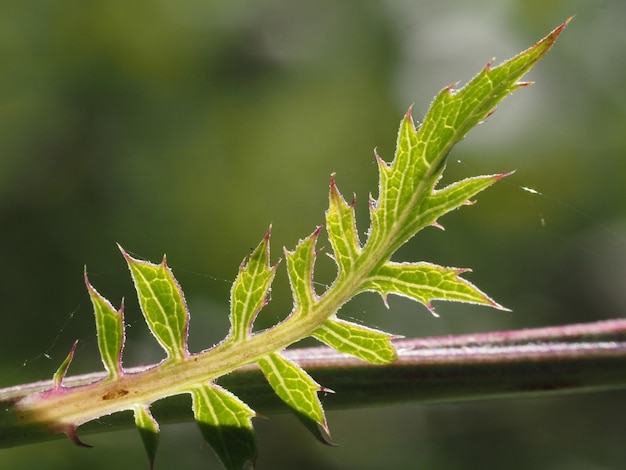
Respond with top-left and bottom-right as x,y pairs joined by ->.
2,1 -> 626,468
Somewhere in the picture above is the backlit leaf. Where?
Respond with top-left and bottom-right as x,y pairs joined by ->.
229,228 -> 278,342
52,340 -> 78,390
191,384 -> 257,470
326,175 -> 361,276
366,21 -> 569,258
313,317 -> 397,364
285,227 -> 321,316
15,20 -> 568,470
85,272 -> 125,379
134,405 -> 160,470
257,352 -> 329,434
361,262 -> 507,315
121,246 -> 189,361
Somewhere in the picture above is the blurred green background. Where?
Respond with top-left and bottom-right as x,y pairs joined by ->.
2,1 -> 626,468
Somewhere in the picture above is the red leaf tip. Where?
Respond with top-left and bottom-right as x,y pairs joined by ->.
312,225 -> 324,238
405,104 -> 414,119
380,293 -> 390,309
65,425 -> 92,448
425,303 -> 440,318
495,170 -> 516,181
54,340 -> 79,390
83,266 -> 92,289
490,298 -> 512,312
116,242 -> 126,255
562,15 -> 574,29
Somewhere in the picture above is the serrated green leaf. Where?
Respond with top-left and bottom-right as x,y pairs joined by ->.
312,317 -> 397,364
11,21 -> 569,470
229,228 -> 278,342
191,384 -> 257,470
85,272 -> 124,380
285,227 -> 321,316
257,352 -> 329,434
361,262 -> 506,315
366,21 -> 569,259
134,405 -> 159,470
397,173 -> 507,247
325,174 -> 361,276
120,246 -> 189,361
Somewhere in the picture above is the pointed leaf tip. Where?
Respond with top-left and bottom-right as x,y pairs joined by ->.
561,16 -> 573,30
293,412 -> 337,447
405,104 -> 414,119
116,242 -> 128,258
425,303 -> 440,318
496,170 -> 516,180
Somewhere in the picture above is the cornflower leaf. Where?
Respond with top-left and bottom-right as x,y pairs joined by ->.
312,317 -> 397,364
257,352 -> 329,434
285,227 -> 322,317
133,404 -> 160,470
228,228 -> 278,342
191,384 -> 257,470
361,262 -> 507,316
326,174 -> 361,276
121,246 -> 190,362
85,271 -> 125,379
10,20 -> 569,470
52,340 -> 78,390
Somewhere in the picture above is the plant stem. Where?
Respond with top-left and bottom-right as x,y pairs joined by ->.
2,318 -> 625,448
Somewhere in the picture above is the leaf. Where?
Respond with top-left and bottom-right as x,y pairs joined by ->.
312,317 -> 397,364
365,20 -> 570,259
257,352 -> 329,434
12,20 -> 569,470
85,271 -> 125,379
393,173 -> 508,249
228,228 -> 278,342
120,246 -> 189,361
284,227 -> 321,317
361,262 -> 507,316
52,340 -> 78,390
134,405 -> 160,470
326,174 -> 361,277
190,384 -> 257,470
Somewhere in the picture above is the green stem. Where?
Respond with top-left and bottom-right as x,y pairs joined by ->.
2,318 -> 625,449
